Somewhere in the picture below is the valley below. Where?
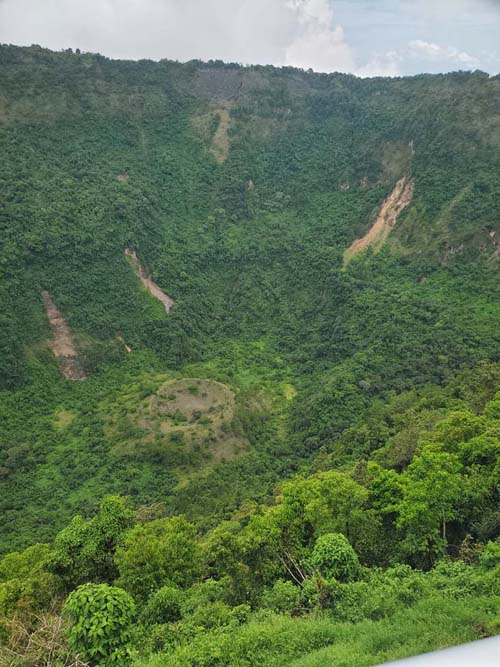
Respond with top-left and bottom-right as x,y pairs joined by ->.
0,44 -> 499,667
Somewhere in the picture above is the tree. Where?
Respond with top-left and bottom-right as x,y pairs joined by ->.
140,584 -> 183,625
238,471 -> 368,589
261,580 -> 301,613
277,470 -> 368,543
0,544 -> 59,618
397,450 -> 463,566
49,496 -> 134,587
115,516 -> 201,600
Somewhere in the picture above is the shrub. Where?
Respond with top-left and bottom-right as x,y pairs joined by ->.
63,583 -> 136,666
479,540 -> 500,570
309,534 -> 360,582
140,584 -> 183,625
50,496 -> 134,587
426,560 -> 490,599
262,580 -> 301,614
331,566 -> 427,623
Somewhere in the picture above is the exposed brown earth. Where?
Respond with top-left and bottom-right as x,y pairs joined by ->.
344,176 -> 415,267
40,291 -> 86,380
486,229 -> 500,262
125,248 -> 174,313
191,106 -> 232,163
116,335 -> 132,353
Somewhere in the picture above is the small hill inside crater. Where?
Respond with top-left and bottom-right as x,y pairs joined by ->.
104,377 -> 248,468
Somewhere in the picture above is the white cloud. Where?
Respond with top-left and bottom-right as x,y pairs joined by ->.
355,54 -> 401,78
284,0 -> 355,72
408,40 -> 481,69
0,0 -> 299,63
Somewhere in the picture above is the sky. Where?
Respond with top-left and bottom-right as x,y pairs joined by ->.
0,0 -> 499,77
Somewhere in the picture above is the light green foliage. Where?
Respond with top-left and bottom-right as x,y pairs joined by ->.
64,583 -> 136,666
331,565 -> 427,623
425,559 -> 499,599
174,578 -> 251,631
115,517 -> 201,599
309,533 -> 360,582
397,451 -> 464,564
0,543 -> 58,617
187,599 -> 249,631
261,580 -> 301,614
135,596 -> 500,667
49,496 -> 134,587
479,540 -> 500,571
278,472 -> 368,539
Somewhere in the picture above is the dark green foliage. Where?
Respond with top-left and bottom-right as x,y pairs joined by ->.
49,496 -> 134,588
140,585 -> 183,625
1,45 -> 500,552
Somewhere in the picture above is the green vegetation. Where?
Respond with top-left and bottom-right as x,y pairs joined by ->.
64,584 -> 136,666
0,45 -> 499,665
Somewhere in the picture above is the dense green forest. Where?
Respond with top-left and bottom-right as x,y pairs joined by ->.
0,44 -> 499,666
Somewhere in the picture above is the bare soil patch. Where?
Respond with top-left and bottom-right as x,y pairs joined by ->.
41,291 -> 86,380
210,107 -> 231,162
344,177 -> 414,266
125,248 -> 174,313
192,106 -> 232,163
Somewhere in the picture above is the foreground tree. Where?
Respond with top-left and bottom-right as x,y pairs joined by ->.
397,450 -> 463,566
115,516 -> 201,600
63,583 -> 135,667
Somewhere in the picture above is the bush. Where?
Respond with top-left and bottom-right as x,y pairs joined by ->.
63,583 -> 136,666
479,540 -> 500,570
140,584 -> 183,625
331,566 -> 427,623
309,534 -> 360,582
426,560 -> 491,599
262,580 -> 301,614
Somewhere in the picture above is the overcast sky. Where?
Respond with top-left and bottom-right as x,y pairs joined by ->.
0,0 -> 499,77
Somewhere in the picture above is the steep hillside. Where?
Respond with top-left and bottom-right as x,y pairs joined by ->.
0,45 -> 500,667
1,43 -> 500,546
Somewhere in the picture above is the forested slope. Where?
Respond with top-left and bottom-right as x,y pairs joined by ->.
0,45 -> 499,666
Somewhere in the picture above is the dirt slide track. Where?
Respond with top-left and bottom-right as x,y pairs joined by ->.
40,291 -> 86,380
125,249 -> 174,314
344,176 -> 414,266
210,107 -> 231,163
